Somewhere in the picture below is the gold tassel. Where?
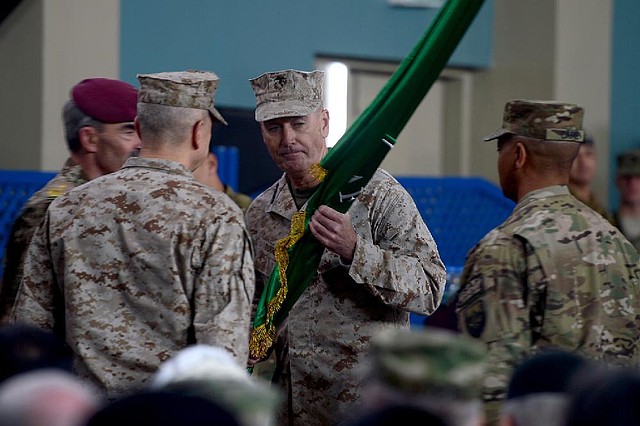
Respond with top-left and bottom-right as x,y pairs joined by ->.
250,211 -> 309,359
309,163 -> 328,182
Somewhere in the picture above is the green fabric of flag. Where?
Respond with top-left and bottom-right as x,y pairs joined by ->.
250,0 -> 485,360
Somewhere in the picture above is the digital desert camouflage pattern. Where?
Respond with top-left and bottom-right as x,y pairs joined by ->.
368,326 -> 487,401
483,100 -> 584,143
0,158 -> 87,324
245,168 -> 446,426
137,70 -> 227,125
249,69 -> 324,122
456,185 -> 640,424
11,157 -> 254,397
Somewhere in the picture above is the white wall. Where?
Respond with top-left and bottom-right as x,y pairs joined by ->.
41,0 -> 121,170
0,0 -> 42,170
555,0 -> 612,202
0,0 -> 120,171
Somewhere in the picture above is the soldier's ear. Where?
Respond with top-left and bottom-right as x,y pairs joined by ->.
514,142 -> 527,169
78,126 -> 99,153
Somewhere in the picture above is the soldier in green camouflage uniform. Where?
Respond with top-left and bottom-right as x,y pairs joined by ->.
246,69 -> 446,426
456,100 -> 640,426
11,71 -> 255,398
0,78 -> 140,324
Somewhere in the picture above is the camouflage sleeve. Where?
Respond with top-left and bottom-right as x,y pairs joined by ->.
192,219 -> 255,366
10,211 -> 58,330
0,199 -> 52,323
349,184 -> 446,316
455,235 -> 532,406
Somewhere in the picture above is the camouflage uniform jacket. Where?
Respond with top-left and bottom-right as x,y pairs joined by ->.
457,185 -> 640,411
11,157 -> 255,397
0,158 -> 87,323
569,188 -> 614,224
245,168 -> 446,426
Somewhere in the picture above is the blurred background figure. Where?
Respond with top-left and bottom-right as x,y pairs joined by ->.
0,77 -> 140,324
85,390 -> 239,426
192,151 -> 253,212
150,344 -> 281,426
564,366 -> 640,426
499,350 -> 589,426
0,323 -> 73,384
0,369 -> 102,426
568,132 -> 613,222
613,149 -> 640,250
357,326 -> 487,426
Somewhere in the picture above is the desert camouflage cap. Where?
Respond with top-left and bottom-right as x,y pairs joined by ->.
137,70 -> 227,125
249,69 -> 324,122
368,327 -> 487,400
484,99 -> 584,142
617,149 -> 640,176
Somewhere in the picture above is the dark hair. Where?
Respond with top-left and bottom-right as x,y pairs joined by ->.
348,404 -> 449,426
86,390 -> 240,426
0,323 -> 73,383
507,349 -> 588,399
565,367 -> 640,426
62,100 -> 104,152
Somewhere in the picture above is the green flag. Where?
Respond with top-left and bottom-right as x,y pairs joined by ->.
250,0 -> 486,360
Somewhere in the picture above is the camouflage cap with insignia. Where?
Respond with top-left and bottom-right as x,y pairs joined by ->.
368,327 -> 488,400
617,149 -> 640,176
484,99 -> 584,143
137,70 -> 227,125
249,69 -> 324,122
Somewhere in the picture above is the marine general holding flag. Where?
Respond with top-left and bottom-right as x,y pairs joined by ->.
245,69 -> 446,425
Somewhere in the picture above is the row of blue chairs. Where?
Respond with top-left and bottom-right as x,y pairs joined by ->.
0,158 -> 515,327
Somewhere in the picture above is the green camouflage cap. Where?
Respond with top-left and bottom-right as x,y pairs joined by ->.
369,327 -> 487,400
137,70 -> 227,125
484,99 -> 584,142
617,149 -> 640,176
249,69 -> 324,122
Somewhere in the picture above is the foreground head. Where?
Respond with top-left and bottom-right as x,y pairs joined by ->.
250,69 -> 329,187
136,70 -> 227,168
565,366 -> 640,426
63,78 -> 140,176
484,99 -> 584,201
616,149 -> 640,206
0,369 -> 101,426
0,324 -> 73,384
363,327 -> 487,426
86,390 -> 239,426
501,350 -> 589,426
150,345 -> 281,426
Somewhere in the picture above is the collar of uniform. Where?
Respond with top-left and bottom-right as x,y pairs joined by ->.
61,157 -> 90,183
265,173 -> 303,220
517,185 -> 570,208
121,156 -> 193,178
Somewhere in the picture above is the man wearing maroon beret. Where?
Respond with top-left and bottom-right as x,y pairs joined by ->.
0,78 -> 141,323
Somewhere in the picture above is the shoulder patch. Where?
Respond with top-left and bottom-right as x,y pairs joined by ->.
46,183 -> 70,199
464,300 -> 486,338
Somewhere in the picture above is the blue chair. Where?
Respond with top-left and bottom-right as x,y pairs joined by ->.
0,170 -> 56,278
396,176 -> 515,328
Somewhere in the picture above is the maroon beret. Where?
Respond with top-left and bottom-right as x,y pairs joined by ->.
71,78 -> 138,123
